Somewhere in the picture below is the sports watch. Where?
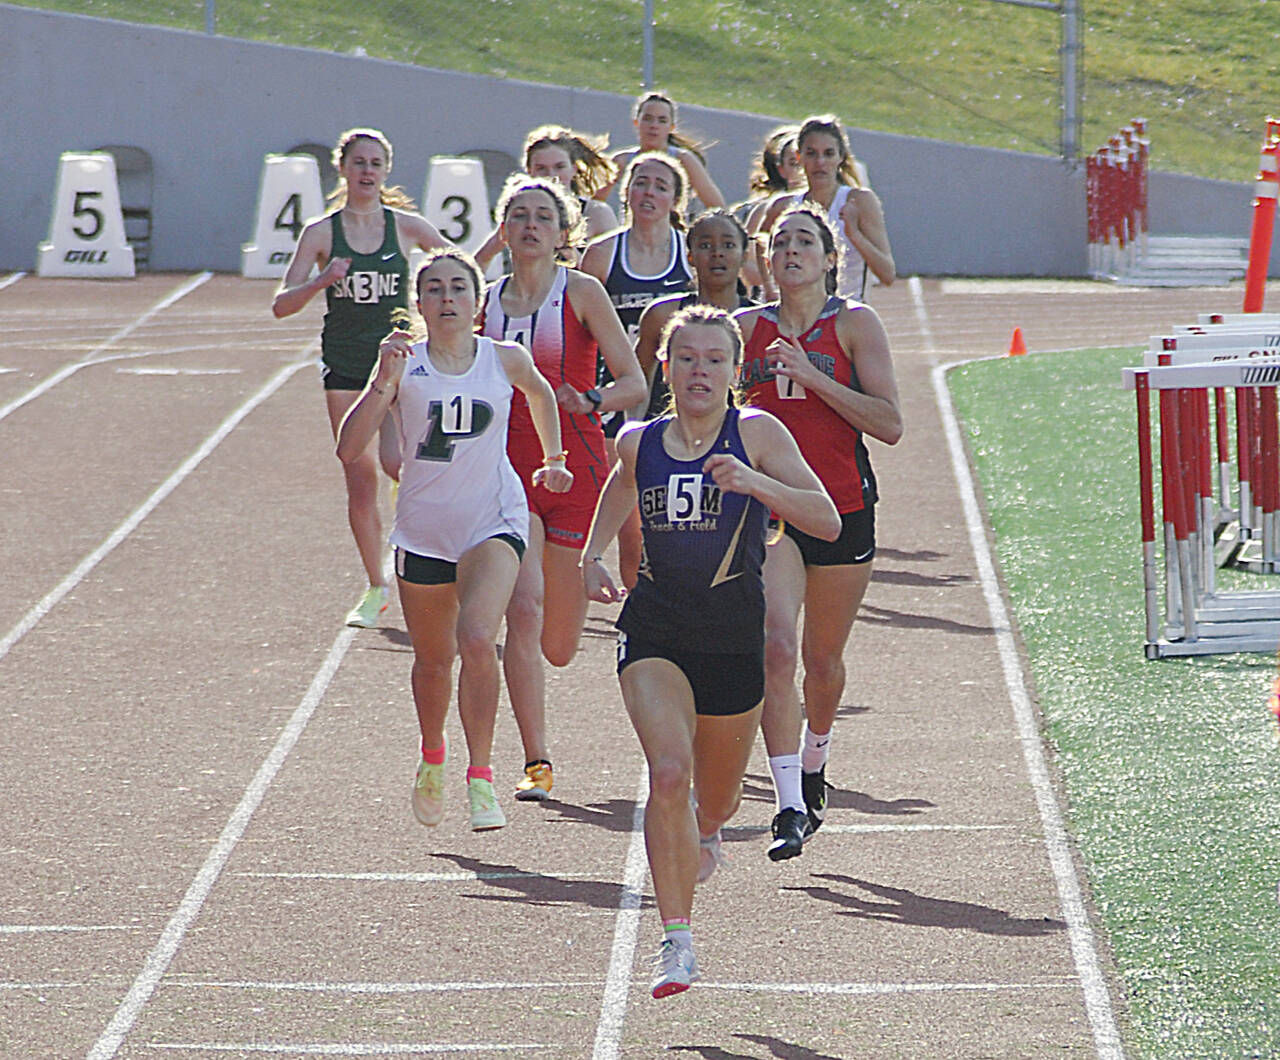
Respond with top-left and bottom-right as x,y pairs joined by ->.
584,388 -> 603,410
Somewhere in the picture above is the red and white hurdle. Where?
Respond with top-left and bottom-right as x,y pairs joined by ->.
1087,119 -> 1148,279
1125,359 -> 1280,657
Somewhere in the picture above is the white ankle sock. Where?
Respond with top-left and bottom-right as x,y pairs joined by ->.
802,725 -> 831,773
768,753 -> 804,813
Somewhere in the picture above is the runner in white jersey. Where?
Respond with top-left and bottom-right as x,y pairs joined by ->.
337,249 -> 571,835
390,333 -> 529,562
755,114 -> 895,302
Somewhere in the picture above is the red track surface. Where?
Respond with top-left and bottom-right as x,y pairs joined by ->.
0,272 -> 1256,1059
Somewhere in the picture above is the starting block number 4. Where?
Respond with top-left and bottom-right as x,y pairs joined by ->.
37,152 -> 135,278
418,156 -> 500,279
241,154 -> 324,279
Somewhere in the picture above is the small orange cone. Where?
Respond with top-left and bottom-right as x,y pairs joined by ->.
1008,327 -> 1027,356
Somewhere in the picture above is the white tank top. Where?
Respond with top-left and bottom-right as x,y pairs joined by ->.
390,335 -> 529,562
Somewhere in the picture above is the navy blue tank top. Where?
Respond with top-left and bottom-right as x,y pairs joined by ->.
616,408 -> 768,652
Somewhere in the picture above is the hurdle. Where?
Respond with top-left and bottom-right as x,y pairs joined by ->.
1086,119 -> 1148,279
1125,359 -> 1280,657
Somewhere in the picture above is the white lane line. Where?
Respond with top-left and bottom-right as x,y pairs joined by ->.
0,925 -> 129,934
88,622 -> 360,1060
167,980 -> 597,993
591,770 -> 649,1060
908,274 -> 938,356
236,871 -> 599,883
144,1045 -> 550,1055
932,361 -> 1125,1060
0,272 -> 26,292
0,271 -> 210,424
722,822 -> 1013,836
0,353 -> 312,667
116,367 -> 242,376
704,979 -> 1077,995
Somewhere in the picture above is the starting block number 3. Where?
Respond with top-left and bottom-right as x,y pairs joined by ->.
241,154 -> 324,279
37,152 -> 135,278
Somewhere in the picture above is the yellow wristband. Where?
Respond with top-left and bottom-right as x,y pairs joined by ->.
543,450 -> 569,466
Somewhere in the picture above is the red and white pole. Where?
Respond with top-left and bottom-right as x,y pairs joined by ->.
1243,130 -> 1279,313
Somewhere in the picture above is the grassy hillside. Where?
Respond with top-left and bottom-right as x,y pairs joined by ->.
15,0 -> 1276,182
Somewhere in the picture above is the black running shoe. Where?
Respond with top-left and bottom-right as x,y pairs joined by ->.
801,766 -> 828,834
767,807 -> 812,861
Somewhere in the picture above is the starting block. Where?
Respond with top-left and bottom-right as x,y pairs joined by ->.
37,152 -> 135,278
417,156 -> 500,280
241,154 -> 324,279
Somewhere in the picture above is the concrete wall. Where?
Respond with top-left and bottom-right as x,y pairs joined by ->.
0,3 -> 1266,276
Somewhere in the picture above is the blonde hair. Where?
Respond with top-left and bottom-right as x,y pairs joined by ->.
523,124 -> 617,199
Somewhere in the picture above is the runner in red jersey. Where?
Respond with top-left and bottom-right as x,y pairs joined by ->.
480,175 -> 644,802
735,204 -> 903,860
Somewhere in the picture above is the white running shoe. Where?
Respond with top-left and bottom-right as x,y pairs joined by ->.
345,585 -> 388,628
651,936 -> 700,998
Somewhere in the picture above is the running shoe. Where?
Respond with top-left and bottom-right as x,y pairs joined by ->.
696,830 -> 726,884
468,777 -> 507,831
802,766 -> 829,833
514,760 -> 553,801
767,807 -> 812,862
345,585 -> 388,628
412,753 -> 446,828
651,937 -> 700,998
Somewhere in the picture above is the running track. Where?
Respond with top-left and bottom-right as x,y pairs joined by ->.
0,271 -> 1240,1058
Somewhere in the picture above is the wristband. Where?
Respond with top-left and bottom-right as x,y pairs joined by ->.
542,450 -> 570,466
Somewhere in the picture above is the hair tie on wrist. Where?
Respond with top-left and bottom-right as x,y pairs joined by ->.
543,450 -> 570,466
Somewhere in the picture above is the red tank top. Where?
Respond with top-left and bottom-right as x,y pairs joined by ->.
479,267 -> 602,447
740,298 -> 876,514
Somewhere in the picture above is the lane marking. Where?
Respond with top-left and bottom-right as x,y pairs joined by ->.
908,275 -> 938,357
0,272 -> 25,292
88,619 -> 360,1059
932,360 -> 1125,1060
0,353 -> 313,666
236,871 -> 599,883
723,822 -> 1013,836
0,924 -> 129,935
116,367 -> 243,376
0,271 -> 211,424
704,979 -> 1077,995
144,1045 -> 551,1055
591,770 -> 648,1060
167,980 -> 596,993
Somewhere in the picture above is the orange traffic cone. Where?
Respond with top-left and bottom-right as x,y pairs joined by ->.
1008,327 -> 1027,356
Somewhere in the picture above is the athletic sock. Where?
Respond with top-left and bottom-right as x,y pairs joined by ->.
802,724 -> 831,773
768,753 -> 805,813
663,919 -> 692,947
466,765 -> 494,783
421,739 -> 446,764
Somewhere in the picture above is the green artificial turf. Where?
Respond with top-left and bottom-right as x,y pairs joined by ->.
947,346 -> 1280,1057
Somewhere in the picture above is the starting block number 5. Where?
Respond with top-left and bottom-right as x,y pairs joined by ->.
241,154 -> 324,279
37,152 -> 135,278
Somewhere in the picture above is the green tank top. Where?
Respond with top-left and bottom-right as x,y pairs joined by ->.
321,208 -> 409,379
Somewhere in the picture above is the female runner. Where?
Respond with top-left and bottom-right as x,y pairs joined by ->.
337,248 -> 572,832
599,91 -> 725,212
475,125 -> 619,269
634,209 -> 756,395
273,127 -> 449,628
736,205 -> 903,860
583,305 -> 838,997
478,175 -> 645,801
581,152 -> 695,587
740,126 -> 803,291
755,114 -> 895,302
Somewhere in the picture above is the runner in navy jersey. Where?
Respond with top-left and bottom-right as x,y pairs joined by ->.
581,305 -> 838,999
634,209 -> 757,404
582,153 -> 694,588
